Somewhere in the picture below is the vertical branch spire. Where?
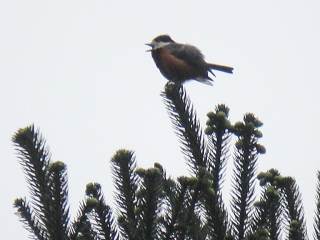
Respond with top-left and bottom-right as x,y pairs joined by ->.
278,176 -> 308,240
111,149 -> 139,240
203,104 -> 232,240
161,82 -> 208,171
231,113 -> 265,240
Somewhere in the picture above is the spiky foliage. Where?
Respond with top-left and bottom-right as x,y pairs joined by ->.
249,169 -> 283,240
314,171 -> 320,239
161,176 -> 191,239
161,82 -> 208,171
69,199 -> 96,240
48,161 -> 70,239
161,82 -> 210,239
135,165 -> 163,240
278,176 -> 308,239
204,104 -> 231,240
13,125 -> 70,240
161,83 -> 267,240
184,211 -> 209,240
205,104 -> 232,192
13,126 -> 117,240
86,183 -> 119,240
177,176 -> 204,240
246,228 -> 269,240
111,149 -> 138,239
14,198 -> 47,240
201,184 -> 228,240
231,113 -> 265,240
14,83 -> 316,240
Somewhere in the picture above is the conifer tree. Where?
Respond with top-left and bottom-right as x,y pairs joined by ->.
13,82 -> 314,240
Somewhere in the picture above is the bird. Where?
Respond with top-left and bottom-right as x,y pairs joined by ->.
146,34 -> 233,85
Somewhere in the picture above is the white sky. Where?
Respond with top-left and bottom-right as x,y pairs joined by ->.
1,0 -> 320,238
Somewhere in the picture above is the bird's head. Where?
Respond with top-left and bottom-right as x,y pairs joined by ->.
146,34 -> 175,51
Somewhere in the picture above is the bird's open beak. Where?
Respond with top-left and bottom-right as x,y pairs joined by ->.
145,43 -> 153,52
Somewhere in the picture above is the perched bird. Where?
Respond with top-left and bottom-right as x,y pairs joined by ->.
146,35 -> 233,85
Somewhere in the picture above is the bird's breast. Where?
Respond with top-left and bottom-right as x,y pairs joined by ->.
151,48 -> 197,81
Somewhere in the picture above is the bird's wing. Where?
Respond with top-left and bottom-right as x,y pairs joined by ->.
166,43 -> 207,70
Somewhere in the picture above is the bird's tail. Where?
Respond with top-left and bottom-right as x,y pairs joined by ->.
195,76 -> 214,86
207,63 -> 234,74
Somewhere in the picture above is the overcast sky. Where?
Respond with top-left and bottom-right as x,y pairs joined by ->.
1,0 -> 320,238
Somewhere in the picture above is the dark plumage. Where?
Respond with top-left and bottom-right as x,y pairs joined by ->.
146,34 -> 233,85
